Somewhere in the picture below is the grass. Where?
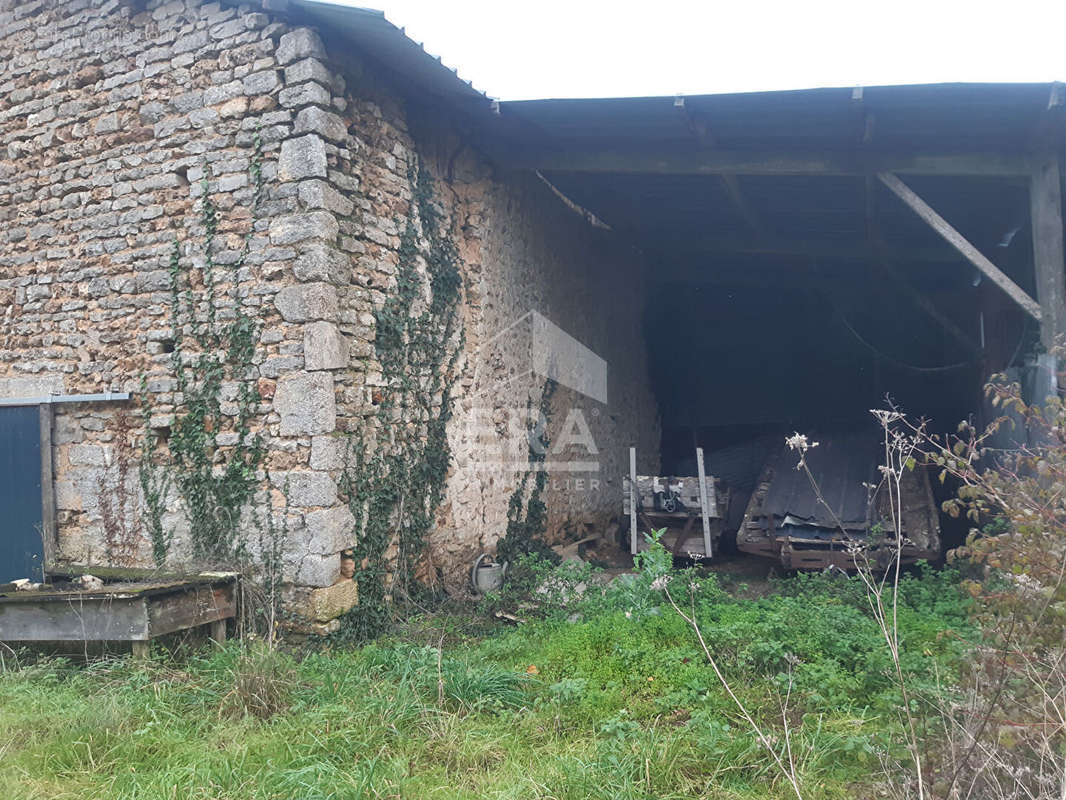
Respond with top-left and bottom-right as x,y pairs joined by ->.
0,566 -> 971,799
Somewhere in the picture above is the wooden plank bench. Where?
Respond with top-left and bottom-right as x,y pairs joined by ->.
0,573 -> 237,657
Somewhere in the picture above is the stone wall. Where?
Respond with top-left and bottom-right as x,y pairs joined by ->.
441,166 -> 661,573
0,0 -> 659,625
297,32 -> 661,588
0,0 -> 366,613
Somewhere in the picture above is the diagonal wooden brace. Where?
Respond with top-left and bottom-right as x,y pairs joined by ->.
877,171 -> 1042,322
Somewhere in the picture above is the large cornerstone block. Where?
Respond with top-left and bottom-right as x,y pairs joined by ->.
304,321 -> 348,370
302,504 -> 356,554
275,372 -> 336,435
274,282 -> 338,322
278,134 -> 327,181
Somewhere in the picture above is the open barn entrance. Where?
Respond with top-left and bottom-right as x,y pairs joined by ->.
496,84 -> 1065,566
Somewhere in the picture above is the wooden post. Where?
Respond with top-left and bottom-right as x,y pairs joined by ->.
695,447 -> 713,559
629,446 -> 638,556
209,619 -> 227,645
131,641 -> 149,659
38,403 -> 55,579
878,172 -> 1043,321
1030,152 -> 1066,351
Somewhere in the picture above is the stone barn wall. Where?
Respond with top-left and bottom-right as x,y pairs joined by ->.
0,0 -> 658,626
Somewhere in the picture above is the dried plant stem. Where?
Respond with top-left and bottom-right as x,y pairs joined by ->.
663,583 -> 806,800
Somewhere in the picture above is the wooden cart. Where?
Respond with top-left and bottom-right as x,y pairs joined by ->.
0,573 -> 236,656
624,447 -> 723,558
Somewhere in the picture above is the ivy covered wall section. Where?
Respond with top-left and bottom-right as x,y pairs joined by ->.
1,0 -> 659,635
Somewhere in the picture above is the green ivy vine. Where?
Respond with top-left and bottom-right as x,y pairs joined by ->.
140,131 -> 267,566
334,158 -> 464,641
496,378 -> 560,565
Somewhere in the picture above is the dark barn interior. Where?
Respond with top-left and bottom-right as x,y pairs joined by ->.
490,84 -> 1064,556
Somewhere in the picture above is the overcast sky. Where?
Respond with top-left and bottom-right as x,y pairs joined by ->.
327,0 -> 1066,100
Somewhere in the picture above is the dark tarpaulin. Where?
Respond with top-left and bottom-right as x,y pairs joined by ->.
760,432 -> 880,532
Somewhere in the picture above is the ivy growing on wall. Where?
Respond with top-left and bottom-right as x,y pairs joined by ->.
496,378 -> 560,565
140,131 -> 267,566
335,158 -> 465,641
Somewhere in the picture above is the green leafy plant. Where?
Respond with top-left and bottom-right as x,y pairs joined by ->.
139,131 -> 267,567
481,552 -> 600,619
496,378 -> 560,566
335,159 -> 465,641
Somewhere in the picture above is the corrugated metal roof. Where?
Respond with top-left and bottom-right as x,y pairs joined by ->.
497,83 -> 1060,152
269,6 -> 1061,159
760,433 -> 880,530
288,1 -> 490,106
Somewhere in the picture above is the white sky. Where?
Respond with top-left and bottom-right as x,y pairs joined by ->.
327,0 -> 1066,101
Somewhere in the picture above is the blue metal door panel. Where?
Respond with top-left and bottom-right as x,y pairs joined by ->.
0,406 -> 43,583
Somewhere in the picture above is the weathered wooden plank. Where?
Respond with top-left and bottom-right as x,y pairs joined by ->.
146,584 -> 235,637
46,564 -> 183,582
38,404 -> 56,573
0,595 -> 149,641
209,619 -> 227,645
629,447 -> 638,556
696,448 -> 713,559
1030,152 -> 1066,348
878,172 -> 1042,321
0,578 -> 216,603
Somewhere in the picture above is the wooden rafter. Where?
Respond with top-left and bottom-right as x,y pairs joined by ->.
877,172 -> 1042,321
874,254 -> 980,355
659,238 -> 971,264
718,173 -> 764,239
676,104 -> 765,239
511,149 -> 1041,178
864,174 -> 979,354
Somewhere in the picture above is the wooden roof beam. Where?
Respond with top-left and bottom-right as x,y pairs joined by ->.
875,254 -> 981,355
1029,86 -> 1066,348
863,174 -> 979,354
659,238 -> 968,264
675,103 -> 767,239
718,173 -> 766,239
878,171 -> 1042,321
1030,160 -> 1066,347
516,149 -> 1042,177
